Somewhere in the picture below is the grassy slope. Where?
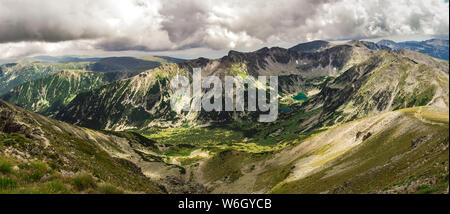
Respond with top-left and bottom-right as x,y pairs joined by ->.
270,107 -> 449,194
0,62 -> 90,95
1,70 -> 109,115
180,107 -> 448,194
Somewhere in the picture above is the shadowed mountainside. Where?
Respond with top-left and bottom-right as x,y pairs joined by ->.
0,100 -> 166,193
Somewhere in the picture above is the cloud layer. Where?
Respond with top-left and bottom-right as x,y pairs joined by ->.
0,0 -> 448,58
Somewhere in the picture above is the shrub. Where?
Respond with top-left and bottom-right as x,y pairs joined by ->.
72,173 -> 97,191
0,161 -> 13,174
26,161 -> 49,181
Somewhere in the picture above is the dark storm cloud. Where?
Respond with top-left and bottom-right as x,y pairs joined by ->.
95,37 -> 152,52
160,1 -> 209,43
0,0 -> 113,43
157,0 -> 333,49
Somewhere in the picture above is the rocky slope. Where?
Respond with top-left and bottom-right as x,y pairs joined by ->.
290,49 -> 449,133
3,100 -> 447,194
54,40 -> 448,131
0,99 -> 169,193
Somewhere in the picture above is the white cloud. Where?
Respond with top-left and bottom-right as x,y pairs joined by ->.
0,0 -> 448,59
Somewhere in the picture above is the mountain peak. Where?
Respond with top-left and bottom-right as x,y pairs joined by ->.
255,47 -> 270,53
347,40 -> 391,51
289,40 -> 330,53
227,50 -> 243,57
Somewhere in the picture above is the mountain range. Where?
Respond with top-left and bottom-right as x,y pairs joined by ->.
0,39 -> 448,194
0,56 -> 185,116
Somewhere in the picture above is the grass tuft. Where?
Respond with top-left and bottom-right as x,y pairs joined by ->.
0,177 -> 18,190
43,180 -> 70,194
99,184 -> 124,194
72,173 -> 97,191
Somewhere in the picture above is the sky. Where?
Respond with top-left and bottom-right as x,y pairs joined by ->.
0,0 -> 448,61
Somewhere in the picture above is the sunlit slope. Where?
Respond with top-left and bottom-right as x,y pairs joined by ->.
194,107 -> 448,194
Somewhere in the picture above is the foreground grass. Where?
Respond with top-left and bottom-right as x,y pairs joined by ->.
0,157 -> 123,194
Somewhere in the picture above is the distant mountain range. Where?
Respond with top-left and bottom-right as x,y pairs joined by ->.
289,39 -> 449,61
32,55 -> 102,63
377,38 -> 449,60
0,56 -> 185,95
